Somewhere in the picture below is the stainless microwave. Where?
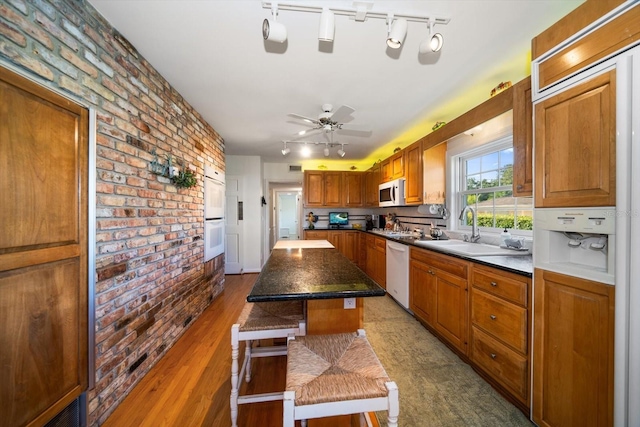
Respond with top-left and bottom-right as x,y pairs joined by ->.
379,178 -> 405,207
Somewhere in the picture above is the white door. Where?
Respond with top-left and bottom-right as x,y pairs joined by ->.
225,176 -> 242,274
276,192 -> 299,240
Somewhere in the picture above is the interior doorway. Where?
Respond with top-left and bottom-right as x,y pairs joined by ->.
268,183 -> 302,250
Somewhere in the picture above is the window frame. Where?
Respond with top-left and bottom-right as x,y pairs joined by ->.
452,136 -> 532,237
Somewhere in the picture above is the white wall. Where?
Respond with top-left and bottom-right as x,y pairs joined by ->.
226,155 -> 264,273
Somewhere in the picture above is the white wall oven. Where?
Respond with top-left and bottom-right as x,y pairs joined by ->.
204,165 -> 225,261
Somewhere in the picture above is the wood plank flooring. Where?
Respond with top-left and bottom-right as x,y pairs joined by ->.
102,273 -> 287,427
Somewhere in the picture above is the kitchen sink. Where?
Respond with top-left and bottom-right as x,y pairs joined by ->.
413,239 -> 529,257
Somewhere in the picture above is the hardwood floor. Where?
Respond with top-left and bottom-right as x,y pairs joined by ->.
102,273 -> 288,427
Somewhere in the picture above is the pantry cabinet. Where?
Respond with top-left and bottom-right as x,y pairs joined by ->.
404,141 -> 423,205
470,265 -> 531,411
409,247 -> 469,354
534,70 -> 616,208
532,268 -> 614,427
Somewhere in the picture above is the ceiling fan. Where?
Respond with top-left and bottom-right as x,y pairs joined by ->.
288,104 -> 371,137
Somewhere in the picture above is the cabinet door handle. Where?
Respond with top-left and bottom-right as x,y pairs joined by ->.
490,281 -> 497,287
516,184 -> 523,190
490,353 -> 497,359
490,314 -> 497,320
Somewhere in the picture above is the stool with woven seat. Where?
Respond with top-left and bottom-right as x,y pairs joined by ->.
284,329 -> 399,427
230,300 -> 306,427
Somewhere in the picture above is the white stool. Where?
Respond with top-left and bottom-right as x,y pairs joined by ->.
230,300 -> 306,427
284,329 -> 399,427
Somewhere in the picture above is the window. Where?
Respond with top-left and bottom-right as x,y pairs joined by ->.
457,139 -> 532,232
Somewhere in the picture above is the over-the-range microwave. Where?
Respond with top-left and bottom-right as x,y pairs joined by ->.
379,178 -> 405,207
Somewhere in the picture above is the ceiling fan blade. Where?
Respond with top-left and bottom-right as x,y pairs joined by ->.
330,105 -> 355,123
288,113 -> 320,125
336,126 -> 372,137
292,127 -> 322,137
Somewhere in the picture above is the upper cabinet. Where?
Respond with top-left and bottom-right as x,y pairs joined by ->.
534,70 -> 616,208
365,163 -> 381,207
423,143 -> 447,205
390,150 -> 405,180
512,77 -> 533,197
404,141 -> 423,205
303,171 -> 364,208
380,158 -> 391,183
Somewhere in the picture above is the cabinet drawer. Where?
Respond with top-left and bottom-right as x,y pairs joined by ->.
375,236 -> 386,251
410,247 -> 468,279
471,326 -> 528,404
471,288 -> 527,353
472,267 -> 527,306
305,231 -> 328,240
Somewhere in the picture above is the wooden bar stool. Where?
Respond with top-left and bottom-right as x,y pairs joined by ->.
283,329 -> 399,427
230,300 -> 306,427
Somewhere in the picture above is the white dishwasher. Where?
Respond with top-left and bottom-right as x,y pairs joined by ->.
386,240 -> 410,310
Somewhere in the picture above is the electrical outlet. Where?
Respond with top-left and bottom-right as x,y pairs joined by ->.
344,298 -> 356,309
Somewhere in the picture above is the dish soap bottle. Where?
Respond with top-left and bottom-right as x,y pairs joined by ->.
500,229 -> 511,247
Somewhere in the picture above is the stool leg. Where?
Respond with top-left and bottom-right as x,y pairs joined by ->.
230,325 -> 240,427
245,339 -> 252,382
283,390 -> 295,427
386,381 -> 399,427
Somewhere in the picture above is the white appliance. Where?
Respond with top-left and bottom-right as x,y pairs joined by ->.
204,165 -> 225,261
532,27 -> 640,425
386,240 -> 410,310
379,178 -> 405,207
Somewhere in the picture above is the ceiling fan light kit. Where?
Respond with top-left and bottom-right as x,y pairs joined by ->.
262,1 -> 449,54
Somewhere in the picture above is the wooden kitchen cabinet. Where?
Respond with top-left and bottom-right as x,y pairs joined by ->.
365,235 -> 386,289
380,158 -> 391,183
534,70 -> 616,207
470,264 -> 531,411
343,172 -> 364,207
532,268 -> 614,427
304,170 -> 325,207
365,163 -> 381,206
390,150 -> 405,180
409,250 -> 437,326
341,231 -> 359,264
323,171 -> 343,207
409,247 -> 469,354
327,230 -> 343,253
404,141 -> 423,205
423,143 -> 447,204
512,76 -> 533,197
304,230 -> 329,240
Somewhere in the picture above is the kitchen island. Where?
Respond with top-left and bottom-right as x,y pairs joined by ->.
248,245 -> 385,334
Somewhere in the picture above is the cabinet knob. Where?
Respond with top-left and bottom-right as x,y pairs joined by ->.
490,353 -> 497,359
490,281 -> 497,287
490,314 -> 497,320
516,184 -> 523,190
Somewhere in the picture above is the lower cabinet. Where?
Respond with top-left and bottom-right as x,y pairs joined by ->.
409,247 -> 469,355
365,235 -> 386,289
532,268 -> 614,427
303,229 -> 361,268
469,265 -> 531,411
304,230 -> 328,240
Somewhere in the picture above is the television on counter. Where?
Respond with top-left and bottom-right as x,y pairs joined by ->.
329,212 -> 349,228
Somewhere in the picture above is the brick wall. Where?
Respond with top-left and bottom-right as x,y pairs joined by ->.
0,0 -> 225,424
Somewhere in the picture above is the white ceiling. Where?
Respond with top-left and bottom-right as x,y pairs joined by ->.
88,0 -> 582,170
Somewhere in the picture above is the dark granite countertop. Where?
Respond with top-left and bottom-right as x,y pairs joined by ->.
361,230 -> 532,277
247,248 -> 386,302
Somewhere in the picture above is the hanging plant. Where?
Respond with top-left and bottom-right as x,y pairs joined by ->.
171,168 -> 197,189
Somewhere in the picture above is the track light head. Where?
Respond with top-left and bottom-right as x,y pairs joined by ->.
318,8 -> 335,42
323,145 -> 330,157
337,145 -> 346,157
386,17 -> 407,49
420,20 -> 444,53
263,5 -> 287,43
281,147 -> 290,155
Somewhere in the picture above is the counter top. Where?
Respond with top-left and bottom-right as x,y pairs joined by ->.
273,239 -> 334,249
247,248 -> 385,302
381,234 -> 533,277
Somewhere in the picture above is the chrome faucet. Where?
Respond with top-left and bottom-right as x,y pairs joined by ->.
459,206 -> 481,243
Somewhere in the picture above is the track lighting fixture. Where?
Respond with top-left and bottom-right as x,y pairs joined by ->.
281,141 -> 290,155
386,15 -> 407,49
323,144 -> 330,157
263,3 -> 287,43
262,2 -> 449,54
318,8 -> 335,42
419,19 -> 443,53
337,144 -> 346,158
301,145 -> 311,157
